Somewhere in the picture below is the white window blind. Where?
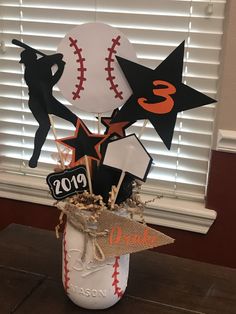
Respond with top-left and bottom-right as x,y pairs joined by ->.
0,0 -> 226,204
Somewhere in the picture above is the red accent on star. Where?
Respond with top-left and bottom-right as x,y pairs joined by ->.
101,109 -> 133,138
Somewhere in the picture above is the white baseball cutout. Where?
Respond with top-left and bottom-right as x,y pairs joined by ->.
57,22 -> 137,113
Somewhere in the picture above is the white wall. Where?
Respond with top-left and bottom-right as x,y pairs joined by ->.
214,0 -> 236,147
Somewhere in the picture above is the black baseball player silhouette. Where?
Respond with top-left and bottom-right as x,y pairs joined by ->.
12,39 -> 78,168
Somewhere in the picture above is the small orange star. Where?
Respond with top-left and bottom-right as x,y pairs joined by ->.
101,109 -> 134,138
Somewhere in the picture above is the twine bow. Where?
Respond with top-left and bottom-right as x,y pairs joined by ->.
56,202 -> 108,262
81,228 -> 109,262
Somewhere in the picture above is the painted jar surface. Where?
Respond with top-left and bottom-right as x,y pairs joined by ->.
62,221 -> 130,309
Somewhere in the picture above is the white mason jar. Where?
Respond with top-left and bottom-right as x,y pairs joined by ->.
62,220 -> 130,309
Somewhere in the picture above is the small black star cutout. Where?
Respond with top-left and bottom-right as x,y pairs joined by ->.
57,119 -> 106,164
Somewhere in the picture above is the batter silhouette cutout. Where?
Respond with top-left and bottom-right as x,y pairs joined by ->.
19,48 -> 78,168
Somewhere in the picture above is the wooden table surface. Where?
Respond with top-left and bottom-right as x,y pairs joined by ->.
0,224 -> 235,314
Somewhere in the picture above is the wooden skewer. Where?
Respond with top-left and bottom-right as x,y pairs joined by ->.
48,114 -> 65,169
97,113 -> 101,134
111,171 -> 126,208
110,143 -> 135,208
85,155 -> 93,194
138,119 -> 148,139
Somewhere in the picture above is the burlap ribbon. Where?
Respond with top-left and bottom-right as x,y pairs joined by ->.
56,202 -> 174,260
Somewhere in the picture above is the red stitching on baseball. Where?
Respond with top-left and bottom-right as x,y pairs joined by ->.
63,225 -> 70,292
105,35 -> 123,100
112,256 -> 123,298
69,36 -> 87,100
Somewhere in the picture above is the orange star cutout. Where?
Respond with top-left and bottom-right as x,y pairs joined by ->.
101,109 -> 134,138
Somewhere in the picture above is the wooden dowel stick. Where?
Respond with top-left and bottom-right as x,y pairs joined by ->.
85,155 -> 93,194
97,113 -> 101,134
138,119 -> 148,139
48,114 -> 65,169
111,171 -> 126,208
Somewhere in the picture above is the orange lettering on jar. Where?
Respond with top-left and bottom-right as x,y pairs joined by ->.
109,226 -> 158,247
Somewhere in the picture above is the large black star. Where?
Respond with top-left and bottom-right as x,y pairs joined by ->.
57,119 -> 106,163
113,41 -> 216,149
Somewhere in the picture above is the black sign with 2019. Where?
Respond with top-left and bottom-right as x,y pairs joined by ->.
46,165 -> 88,200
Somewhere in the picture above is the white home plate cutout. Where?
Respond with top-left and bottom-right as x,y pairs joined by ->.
57,22 -> 137,113
103,134 -> 153,181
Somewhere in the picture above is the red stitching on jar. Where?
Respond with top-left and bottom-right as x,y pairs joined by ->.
105,35 -> 123,100
69,36 -> 87,100
112,256 -> 123,298
63,225 -> 70,292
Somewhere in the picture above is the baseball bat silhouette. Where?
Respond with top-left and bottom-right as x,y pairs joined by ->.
12,39 -> 46,57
